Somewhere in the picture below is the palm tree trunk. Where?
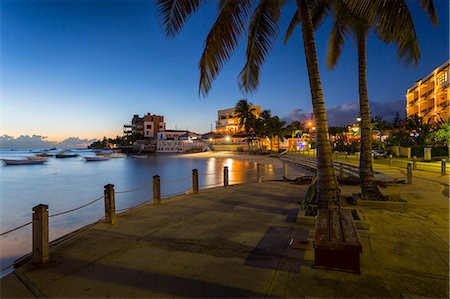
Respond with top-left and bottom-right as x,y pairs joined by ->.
296,0 -> 339,209
358,32 -> 382,200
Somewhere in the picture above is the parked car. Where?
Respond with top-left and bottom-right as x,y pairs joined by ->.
372,150 -> 387,159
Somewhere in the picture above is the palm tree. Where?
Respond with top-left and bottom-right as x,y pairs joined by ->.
157,0 -> 340,208
259,110 -> 273,150
234,99 -> 257,134
287,120 -> 305,138
270,116 -> 288,151
323,0 -> 437,200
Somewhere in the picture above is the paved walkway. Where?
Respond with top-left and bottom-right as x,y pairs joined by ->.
1,160 -> 449,298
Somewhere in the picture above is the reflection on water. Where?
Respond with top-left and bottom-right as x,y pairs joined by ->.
0,150 -> 283,276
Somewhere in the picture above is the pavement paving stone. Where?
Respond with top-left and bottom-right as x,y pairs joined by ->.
1,163 -> 448,298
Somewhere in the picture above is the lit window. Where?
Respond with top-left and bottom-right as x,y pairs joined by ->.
438,72 -> 448,85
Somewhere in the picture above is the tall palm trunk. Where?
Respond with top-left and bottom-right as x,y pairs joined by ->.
296,0 -> 339,208
358,32 -> 383,200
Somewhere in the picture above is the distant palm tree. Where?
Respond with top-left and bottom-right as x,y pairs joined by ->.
234,99 -> 256,134
372,116 -> 392,138
270,116 -> 288,150
287,120 -> 305,138
157,0 -> 343,208
322,0 -> 437,200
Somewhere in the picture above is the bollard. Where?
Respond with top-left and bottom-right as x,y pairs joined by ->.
192,169 -> 199,194
442,159 -> 447,176
413,156 -> 417,170
345,153 -> 348,160
389,154 -> 392,166
104,184 -> 116,224
257,163 -> 263,183
407,163 -> 413,184
283,161 -> 288,180
339,163 -> 344,179
223,166 -> 229,187
153,175 -> 161,205
32,204 -> 49,265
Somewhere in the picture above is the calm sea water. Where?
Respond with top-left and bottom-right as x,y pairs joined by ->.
0,149 -> 284,276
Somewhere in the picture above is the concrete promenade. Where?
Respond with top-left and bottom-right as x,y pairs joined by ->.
1,158 -> 448,298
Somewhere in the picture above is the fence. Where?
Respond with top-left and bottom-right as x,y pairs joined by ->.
0,164 -> 271,271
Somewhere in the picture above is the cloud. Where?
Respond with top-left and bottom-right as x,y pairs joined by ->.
283,100 -> 406,127
0,135 -> 98,149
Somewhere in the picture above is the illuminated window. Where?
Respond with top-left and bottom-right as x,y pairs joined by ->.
438,72 -> 448,85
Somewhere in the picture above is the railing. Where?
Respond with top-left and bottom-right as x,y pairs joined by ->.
0,165 -> 270,272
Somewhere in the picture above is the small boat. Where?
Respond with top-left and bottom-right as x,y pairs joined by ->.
130,155 -> 148,159
27,155 -> 49,162
36,153 -> 54,157
84,156 -> 110,162
2,159 -> 47,165
96,152 -> 126,158
55,151 -> 78,158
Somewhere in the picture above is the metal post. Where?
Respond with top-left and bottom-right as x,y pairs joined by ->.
389,154 -> 392,166
223,166 -> 229,187
192,169 -> 199,194
283,161 -> 288,180
412,156 -> 417,170
407,163 -> 413,184
257,163 -> 263,183
442,159 -> 447,176
104,184 -> 116,224
153,175 -> 161,204
339,163 -> 344,179
32,204 -> 49,265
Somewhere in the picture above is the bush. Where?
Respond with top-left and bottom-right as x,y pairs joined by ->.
411,146 -> 424,157
431,146 -> 449,157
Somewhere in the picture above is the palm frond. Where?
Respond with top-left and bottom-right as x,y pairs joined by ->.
419,0 -> 438,25
374,0 -> 420,66
326,20 -> 348,69
283,12 -> 299,45
239,0 -> 282,93
198,0 -> 254,96
156,0 -> 203,37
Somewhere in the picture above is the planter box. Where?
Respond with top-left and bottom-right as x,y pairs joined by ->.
399,146 -> 411,158
423,147 -> 432,161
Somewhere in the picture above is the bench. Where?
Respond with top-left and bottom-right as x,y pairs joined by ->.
313,209 -> 362,273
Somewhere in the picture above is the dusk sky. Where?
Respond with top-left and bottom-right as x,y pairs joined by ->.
1,0 -> 449,142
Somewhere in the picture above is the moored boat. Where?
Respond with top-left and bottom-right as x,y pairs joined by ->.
84,156 -> 110,162
2,159 -> 47,165
55,151 -> 78,158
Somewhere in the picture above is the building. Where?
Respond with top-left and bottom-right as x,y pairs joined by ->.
123,113 -> 166,139
215,106 -> 261,134
156,130 -> 206,153
406,60 -> 449,123
144,114 -> 166,138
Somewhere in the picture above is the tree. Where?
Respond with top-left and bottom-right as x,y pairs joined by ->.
234,99 -> 257,133
270,116 -> 288,151
287,120 -> 305,138
323,0 -> 437,200
156,0 -> 342,207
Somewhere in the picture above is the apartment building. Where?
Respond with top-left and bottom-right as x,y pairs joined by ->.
215,105 -> 261,134
406,60 -> 449,123
123,113 -> 166,139
144,113 -> 166,138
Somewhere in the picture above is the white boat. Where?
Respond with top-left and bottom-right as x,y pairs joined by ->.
2,159 -> 47,165
84,156 -> 110,162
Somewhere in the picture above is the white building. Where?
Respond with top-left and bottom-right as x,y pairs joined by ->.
156,130 -> 206,153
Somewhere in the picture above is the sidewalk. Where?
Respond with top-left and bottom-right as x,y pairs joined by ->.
1,171 -> 448,298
